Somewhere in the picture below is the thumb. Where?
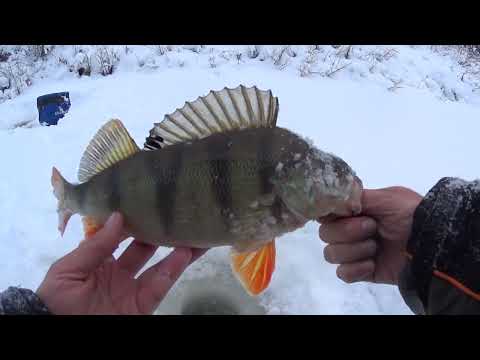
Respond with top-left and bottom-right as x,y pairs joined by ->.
58,212 -> 127,274
318,188 -> 383,224
360,189 -> 386,216
361,186 -> 422,217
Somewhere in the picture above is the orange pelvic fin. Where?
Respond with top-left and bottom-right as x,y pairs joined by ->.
230,240 -> 276,296
82,216 -> 104,240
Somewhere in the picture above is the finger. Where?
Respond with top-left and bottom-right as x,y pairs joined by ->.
117,240 -> 158,276
58,213 -> 127,273
136,248 -> 192,314
336,260 -> 375,283
362,187 -> 423,217
317,214 -> 340,224
323,239 -> 377,264
361,189 -> 391,216
319,216 -> 377,244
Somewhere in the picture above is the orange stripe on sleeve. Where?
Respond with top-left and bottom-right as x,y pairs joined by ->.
433,270 -> 480,302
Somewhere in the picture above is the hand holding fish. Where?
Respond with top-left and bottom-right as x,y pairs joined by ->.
36,212 -> 206,314
319,186 -> 422,285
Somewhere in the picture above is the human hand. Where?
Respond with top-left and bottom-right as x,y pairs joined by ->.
319,186 -> 422,285
36,212 -> 207,314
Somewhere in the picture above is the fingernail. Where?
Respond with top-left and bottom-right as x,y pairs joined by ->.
361,218 -> 376,232
106,212 -> 121,228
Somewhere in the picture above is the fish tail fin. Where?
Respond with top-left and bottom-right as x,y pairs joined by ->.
230,240 -> 276,296
51,166 -> 75,236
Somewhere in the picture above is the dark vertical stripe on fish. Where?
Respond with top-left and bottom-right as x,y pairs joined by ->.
108,167 -> 121,211
76,182 -> 87,212
207,138 -> 232,222
257,130 -> 275,195
271,196 -> 284,226
154,147 -> 183,236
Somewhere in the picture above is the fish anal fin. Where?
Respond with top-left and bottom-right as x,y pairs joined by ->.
82,216 -> 104,240
230,240 -> 276,296
59,210 -> 73,236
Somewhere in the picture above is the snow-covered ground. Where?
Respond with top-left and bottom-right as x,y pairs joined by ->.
1,45 -> 479,314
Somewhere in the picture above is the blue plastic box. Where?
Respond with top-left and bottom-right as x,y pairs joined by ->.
37,92 -> 71,126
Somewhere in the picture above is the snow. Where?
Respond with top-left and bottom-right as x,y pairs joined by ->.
1,45 -> 480,315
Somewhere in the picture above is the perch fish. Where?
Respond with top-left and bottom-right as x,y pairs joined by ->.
51,85 -> 363,295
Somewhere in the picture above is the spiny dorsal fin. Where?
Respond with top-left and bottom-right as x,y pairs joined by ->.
143,85 -> 279,150
78,119 -> 140,182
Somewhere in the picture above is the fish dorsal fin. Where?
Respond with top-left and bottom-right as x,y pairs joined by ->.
78,119 -> 140,182
143,85 -> 279,150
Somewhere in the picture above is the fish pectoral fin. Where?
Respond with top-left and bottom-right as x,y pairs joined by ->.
78,119 -> 140,182
230,240 -> 276,296
82,216 -> 104,240
143,85 -> 279,150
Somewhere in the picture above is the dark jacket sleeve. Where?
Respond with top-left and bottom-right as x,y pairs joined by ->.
0,287 -> 51,315
399,177 -> 480,315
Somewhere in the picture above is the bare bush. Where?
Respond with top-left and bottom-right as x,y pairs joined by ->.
460,66 -> 480,83
95,46 -> 119,76
271,46 -> 292,69
336,45 -> 353,59
208,55 -> 217,68
0,76 -> 10,93
360,47 -> 399,74
58,56 -> 68,66
298,46 -> 320,77
72,45 -> 82,57
182,45 -> 202,53
297,46 -> 352,78
430,45 -> 480,94
298,63 -> 312,77
380,48 -> 398,61
0,59 -> 32,95
319,52 -> 351,78
246,45 -> 260,59
363,47 -> 398,64
26,45 -> 52,60
432,45 -> 480,66
78,55 -> 92,76
0,49 -> 11,63
70,51 -> 92,77
455,45 -> 480,61
218,50 -> 233,62
440,85 -> 460,102
155,45 -> 170,56
235,51 -> 243,64
387,78 -> 403,92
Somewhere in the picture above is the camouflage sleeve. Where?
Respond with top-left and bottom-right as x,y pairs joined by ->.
0,287 -> 51,315
399,177 -> 480,315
